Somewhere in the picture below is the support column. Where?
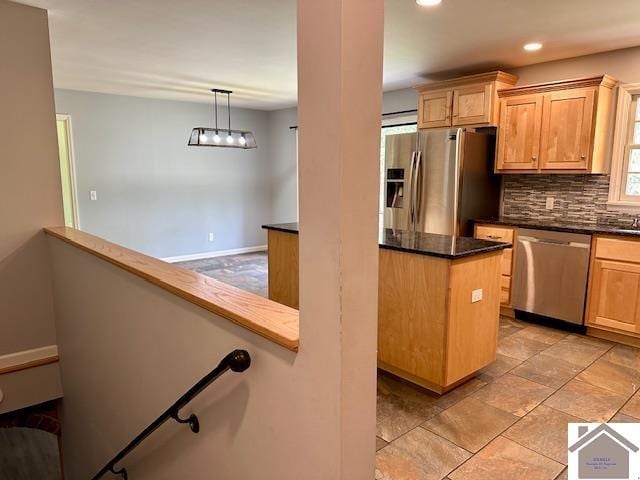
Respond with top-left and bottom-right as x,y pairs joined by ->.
297,0 -> 384,478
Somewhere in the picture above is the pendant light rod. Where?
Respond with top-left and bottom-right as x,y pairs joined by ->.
227,92 -> 231,133
213,90 -> 218,131
211,88 -> 232,132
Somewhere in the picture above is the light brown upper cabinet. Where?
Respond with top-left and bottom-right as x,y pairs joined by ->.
415,71 -> 518,130
419,90 -> 453,128
496,75 -> 617,173
496,95 -> 543,171
539,89 -> 595,170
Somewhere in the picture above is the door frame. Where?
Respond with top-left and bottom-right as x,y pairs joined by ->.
56,113 -> 80,228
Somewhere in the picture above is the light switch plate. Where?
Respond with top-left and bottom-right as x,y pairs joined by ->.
90,190 -> 97,201
208,232 -> 215,242
471,288 -> 483,303
545,197 -> 555,210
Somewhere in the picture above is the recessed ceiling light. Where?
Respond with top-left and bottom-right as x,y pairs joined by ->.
524,42 -> 543,52
416,0 -> 442,6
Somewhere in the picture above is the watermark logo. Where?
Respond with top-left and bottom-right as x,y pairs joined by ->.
568,423 -> 640,479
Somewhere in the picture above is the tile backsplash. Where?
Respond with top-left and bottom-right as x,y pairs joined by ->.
501,174 -> 638,227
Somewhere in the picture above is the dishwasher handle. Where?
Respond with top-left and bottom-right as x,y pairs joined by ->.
518,236 -> 590,248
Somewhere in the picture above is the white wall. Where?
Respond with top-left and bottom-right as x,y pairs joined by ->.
0,1 -> 62,357
54,89 -> 274,258
50,238 -> 299,479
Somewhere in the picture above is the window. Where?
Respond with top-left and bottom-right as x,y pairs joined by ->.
609,84 -> 640,207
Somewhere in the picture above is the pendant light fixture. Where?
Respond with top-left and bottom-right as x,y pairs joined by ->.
188,89 -> 257,149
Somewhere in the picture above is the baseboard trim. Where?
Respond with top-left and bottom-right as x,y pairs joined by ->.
0,345 -> 59,375
161,245 -> 268,263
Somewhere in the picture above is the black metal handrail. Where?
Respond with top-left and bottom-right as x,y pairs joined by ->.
91,349 -> 251,480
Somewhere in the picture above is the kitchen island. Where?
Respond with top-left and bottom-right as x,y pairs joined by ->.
263,223 -> 510,393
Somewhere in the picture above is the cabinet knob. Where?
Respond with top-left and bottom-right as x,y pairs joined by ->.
580,154 -> 586,160
532,156 -> 537,161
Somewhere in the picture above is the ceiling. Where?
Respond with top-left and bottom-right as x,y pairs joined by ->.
17,0 -> 640,110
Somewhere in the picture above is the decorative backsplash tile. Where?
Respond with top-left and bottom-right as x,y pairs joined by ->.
501,175 -> 638,228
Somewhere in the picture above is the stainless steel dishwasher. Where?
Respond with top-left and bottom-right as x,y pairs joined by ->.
512,228 -> 591,325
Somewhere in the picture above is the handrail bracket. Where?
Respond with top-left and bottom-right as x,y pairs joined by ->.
109,466 -> 128,480
171,410 -> 200,434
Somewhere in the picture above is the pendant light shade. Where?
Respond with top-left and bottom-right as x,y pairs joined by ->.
188,89 -> 257,149
188,128 -> 257,148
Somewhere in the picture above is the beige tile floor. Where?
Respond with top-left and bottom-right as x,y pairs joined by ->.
375,317 -> 640,480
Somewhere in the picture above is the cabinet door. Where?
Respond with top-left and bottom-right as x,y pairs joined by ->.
418,90 -> 452,129
587,259 -> 640,335
496,94 -> 543,171
452,84 -> 492,126
539,88 -> 595,170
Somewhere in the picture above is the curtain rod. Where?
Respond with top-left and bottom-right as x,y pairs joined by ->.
288,108 -> 417,130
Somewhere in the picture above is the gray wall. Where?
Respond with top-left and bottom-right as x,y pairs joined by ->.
266,89 -> 420,222
55,89 -> 274,258
54,86 -> 422,255
267,107 -> 299,223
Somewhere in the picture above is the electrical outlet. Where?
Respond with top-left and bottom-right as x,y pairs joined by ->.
545,197 -> 555,210
208,232 -> 215,242
471,289 -> 483,303
90,190 -> 97,201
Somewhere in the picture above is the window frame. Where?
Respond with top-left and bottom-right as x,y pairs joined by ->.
608,83 -> 640,209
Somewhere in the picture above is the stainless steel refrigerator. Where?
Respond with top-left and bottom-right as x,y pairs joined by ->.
383,128 -> 501,236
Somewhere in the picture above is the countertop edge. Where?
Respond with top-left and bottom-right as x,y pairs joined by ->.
264,224 -> 512,258
474,218 -> 640,238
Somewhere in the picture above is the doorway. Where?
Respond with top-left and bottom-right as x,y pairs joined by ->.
56,114 -> 79,228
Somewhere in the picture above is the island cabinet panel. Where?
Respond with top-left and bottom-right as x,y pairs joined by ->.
496,95 -> 543,171
377,250 -> 450,386
446,253 -> 501,385
378,248 -> 503,393
539,88 -> 595,171
495,75 -> 616,174
587,236 -> 640,338
264,224 -> 506,393
267,230 -> 299,309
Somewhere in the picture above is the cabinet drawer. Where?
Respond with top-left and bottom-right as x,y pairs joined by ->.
500,274 -> 511,305
500,288 -> 510,305
476,225 -> 515,244
595,236 -> 640,263
501,248 -> 513,276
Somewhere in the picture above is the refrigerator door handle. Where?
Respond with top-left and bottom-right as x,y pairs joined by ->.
414,151 -> 424,226
408,151 -> 417,230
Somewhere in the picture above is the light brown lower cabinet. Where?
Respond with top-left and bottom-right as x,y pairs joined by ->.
265,228 -> 504,393
586,236 -> 640,338
377,249 -> 502,393
474,224 -> 517,308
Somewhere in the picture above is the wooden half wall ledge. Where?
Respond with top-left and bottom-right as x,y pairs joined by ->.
44,227 -> 300,352
0,345 -> 59,375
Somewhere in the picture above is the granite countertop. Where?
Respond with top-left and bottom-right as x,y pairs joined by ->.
475,217 -> 640,238
262,223 -> 511,259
